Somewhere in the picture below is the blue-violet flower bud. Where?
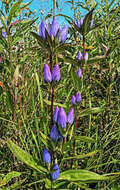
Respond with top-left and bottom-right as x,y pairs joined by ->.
60,25 -> 68,43
76,19 -> 81,28
39,20 -> 48,40
50,18 -> 59,37
52,64 -> 60,82
84,52 -> 88,61
43,148 -> 51,164
76,92 -> 82,103
43,64 -> 52,83
77,68 -> 82,78
51,164 -> 60,180
2,31 -> 6,38
77,51 -> 82,61
67,108 -> 74,125
80,17 -> 83,25
57,107 -> 67,128
50,125 -> 59,142
53,106 -> 59,123
90,19 -> 94,27
72,95 -> 76,105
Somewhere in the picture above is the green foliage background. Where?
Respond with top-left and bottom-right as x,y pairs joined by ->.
0,0 -> 120,189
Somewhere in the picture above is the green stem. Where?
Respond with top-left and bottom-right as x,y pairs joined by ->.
53,0 -> 56,18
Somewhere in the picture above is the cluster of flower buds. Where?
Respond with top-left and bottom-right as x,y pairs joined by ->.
50,107 -> 74,141
43,64 -> 60,83
43,148 -> 60,180
39,18 -> 68,43
77,50 -> 88,61
72,92 -> 82,106
76,17 -> 94,28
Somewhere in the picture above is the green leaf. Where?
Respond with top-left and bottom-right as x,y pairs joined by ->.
63,150 -> 98,161
74,135 -> 96,143
8,0 -> 23,25
59,169 -> 109,182
44,99 -> 66,108
71,70 -> 83,90
7,139 -> 47,174
0,171 -> 21,187
31,31 -> 48,50
79,107 -> 104,117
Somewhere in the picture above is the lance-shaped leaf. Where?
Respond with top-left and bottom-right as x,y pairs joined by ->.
59,169 -> 110,182
0,171 -> 21,187
7,139 -> 47,174
31,31 -> 48,50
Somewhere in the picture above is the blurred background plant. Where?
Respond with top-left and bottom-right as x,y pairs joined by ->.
0,0 -> 120,189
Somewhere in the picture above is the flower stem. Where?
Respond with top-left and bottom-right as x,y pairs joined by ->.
50,54 -> 54,126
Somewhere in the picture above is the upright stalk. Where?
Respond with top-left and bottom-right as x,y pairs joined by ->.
50,54 -> 54,126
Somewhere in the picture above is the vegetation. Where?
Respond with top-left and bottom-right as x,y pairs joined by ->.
0,0 -> 120,189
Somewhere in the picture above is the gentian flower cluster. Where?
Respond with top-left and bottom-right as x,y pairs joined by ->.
43,147 -> 60,180
43,64 -> 60,83
76,17 -> 94,28
77,50 -> 88,61
39,18 -> 68,43
50,106 -> 74,141
72,92 -> 82,106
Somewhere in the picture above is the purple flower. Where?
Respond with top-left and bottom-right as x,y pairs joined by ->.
72,95 -> 76,106
50,125 -> 59,142
60,25 -> 68,43
76,18 -> 83,28
43,64 -> 52,83
39,20 -> 49,40
2,31 -> 6,38
50,18 -> 59,37
67,108 -> 74,125
76,92 -> 82,103
90,19 -> 94,27
77,68 -> 82,78
57,107 -> 67,128
51,164 -> 60,180
84,52 -> 88,61
53,106 -> 59,123
76,19 -> 81,28
43,148 -> 51,164
77,51 -> 82,61
52,64 -> 60,82
80,18 -> 83,25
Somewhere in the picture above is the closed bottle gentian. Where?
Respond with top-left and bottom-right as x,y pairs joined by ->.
72,95 -> 76,106
76,17 -> 83,28
43,148 -> 51,164
76,92 -> 82,103
84,52 -> 88,61
57,107 -> 67,128
50,18 -> 59,38
52,64 -> 60,82
60,25 -> 68,43
67,108 -> 74,125
53,106 -> 59,123
50,125 -> 59,142
77,68 -> 82,78
39,20 -> 49,40
51,164 -> 60,180
77,51 -> 82,61
90,19 -> 94,27
43,64 -> 52,83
